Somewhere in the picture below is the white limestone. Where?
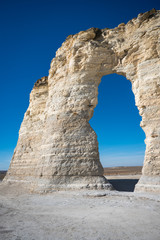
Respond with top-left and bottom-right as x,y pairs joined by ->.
4,9 -> 160,193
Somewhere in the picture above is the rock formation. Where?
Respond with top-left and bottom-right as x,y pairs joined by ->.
4,9 -> 160,192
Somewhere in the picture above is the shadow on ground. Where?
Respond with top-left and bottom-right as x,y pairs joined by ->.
108,179 -> 139,192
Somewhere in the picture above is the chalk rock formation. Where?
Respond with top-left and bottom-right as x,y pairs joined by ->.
4,9 -> 160,192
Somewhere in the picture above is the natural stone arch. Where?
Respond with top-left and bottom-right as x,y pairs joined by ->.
4,9 -> 160,193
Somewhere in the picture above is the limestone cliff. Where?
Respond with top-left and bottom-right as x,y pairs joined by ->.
4,9 -> 160,192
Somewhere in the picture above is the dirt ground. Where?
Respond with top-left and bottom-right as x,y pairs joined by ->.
0,179 -> 160,240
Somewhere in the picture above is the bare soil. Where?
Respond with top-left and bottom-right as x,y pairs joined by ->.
0,179 -> 160,240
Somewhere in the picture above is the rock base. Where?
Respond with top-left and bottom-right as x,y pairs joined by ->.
3,175 -> 113,193
135,176 -> 160,193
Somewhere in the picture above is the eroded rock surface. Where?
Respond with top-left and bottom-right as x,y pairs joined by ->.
4,9 -> 160,192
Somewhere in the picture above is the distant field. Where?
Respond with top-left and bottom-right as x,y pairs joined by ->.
104,166 -> 142,176
0,167 -> 142,181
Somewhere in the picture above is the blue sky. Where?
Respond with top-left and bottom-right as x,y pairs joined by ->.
89,74 -> 146,167
0,0 -> 159,170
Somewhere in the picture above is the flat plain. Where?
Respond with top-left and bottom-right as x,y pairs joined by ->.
0,167 -> 160,240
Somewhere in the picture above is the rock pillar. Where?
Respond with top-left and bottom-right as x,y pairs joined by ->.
4,9 -> 160,193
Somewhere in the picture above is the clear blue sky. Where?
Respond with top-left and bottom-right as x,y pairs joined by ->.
0,0 -> 159,170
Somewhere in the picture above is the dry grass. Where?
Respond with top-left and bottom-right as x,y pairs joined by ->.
104,166 -> 142,176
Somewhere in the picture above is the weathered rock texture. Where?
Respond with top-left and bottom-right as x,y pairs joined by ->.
4,9 -> 160,192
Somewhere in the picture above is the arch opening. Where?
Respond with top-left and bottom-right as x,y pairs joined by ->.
90,73 -> 146,191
